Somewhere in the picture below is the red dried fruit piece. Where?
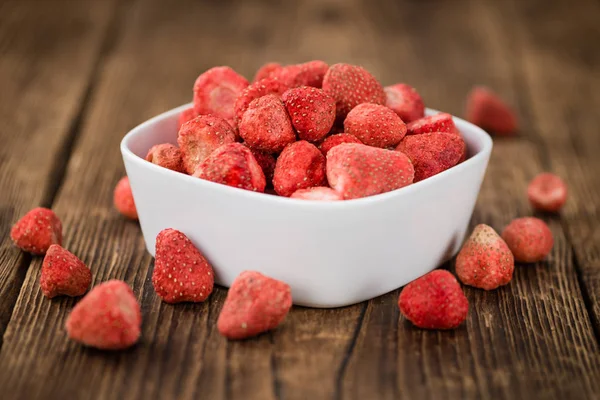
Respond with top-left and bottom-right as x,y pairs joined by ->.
288,60 -> 329,88
396,132 -> 466,182
527,173 -> 567,213
146,143 -> 185,173
385,83 -> 425,123
455,224 -> 515,290
249,148 -> 276,184
40,244 -> 91,298
234,78 -> 290,124
290,187 -> 342,201
193,66 -> 249,124
502,217 -> 554,263
282,86 -> 336,142
217,270 -> 292,339
178,107 -> 198,130
177,115 -> 236,174
318,133 -> 362,155
152,228 -> 214,303
10,207 -> 62,255
327,143 -> 414,200
194,143 -> 266,192
344,103 -> 407,148
65,280 -> 141,350
273,141 -> 327,197
466,86 -> 517,136
398,270 -> 468,330
113,176 -> 138,220
406,112 -> 458,135
322,63 -> 386,120
238,94 -> 296,153
253,62 -> 283,83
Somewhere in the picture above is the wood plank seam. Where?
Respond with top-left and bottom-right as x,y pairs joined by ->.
0,0 -> 131,352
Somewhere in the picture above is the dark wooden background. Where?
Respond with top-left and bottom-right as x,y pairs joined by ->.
0,0 -> 599,399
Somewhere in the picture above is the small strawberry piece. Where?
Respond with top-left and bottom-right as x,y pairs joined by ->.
66,280 -> 141,350
40,244 -> 91,298
502,217 -> 554,263
234,78 -> 290,124
253,62 -> 283,83
238,94 -> 296,153
455,224 -> 515,290
398,270 -> 468,330
217,270 -> 292,339
466,86 -> 517,136
273,141 -> 326,197
289,60 -> 329,88
396,132 -> 466,182
344,103 -> 407,148
152,228 -> 215,303
146,143 -> 185,173
178,107 -> 198,130
290,187 -> 343,201
10,207 -> 62,255
194,143 -> 266,192
327,143 -> 414,200
385,83 -> 425,123
249,148 -> 276,184
113,176 -> 138,220
193,66 -> 249,123
177,115 -> 236,174
322,63 -> 386,120
527,173 -> 567,213
406,113 -> 458,136
282,86 -> 336,142
318,133 -> 362,155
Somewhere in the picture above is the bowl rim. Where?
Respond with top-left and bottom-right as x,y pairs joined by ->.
121,103 -> 493,209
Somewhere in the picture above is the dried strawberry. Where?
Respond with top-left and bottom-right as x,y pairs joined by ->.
318,133 -> 362,155
282,86 -> 336,142
502,217 -> 554,263
146,143 -> 185,173
193,66 -> 249,124
273,141 -> 326,197
253,62 -> 283,83
40,244 -> 91,298
10,207 -> 62,255
233,78 -> 290,124
113,177 -> 138,220
384,83 -> 425,123
178,107 -> 198,130
527,173 -> 567,213
466,86 -> 517,136
290,187 -> 342,201
406,113 -> 458,135
344,102 -> 407,148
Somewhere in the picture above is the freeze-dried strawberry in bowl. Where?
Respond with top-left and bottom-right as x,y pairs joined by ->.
121,103 -> 491,307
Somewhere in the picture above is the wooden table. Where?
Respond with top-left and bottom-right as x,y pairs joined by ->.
1,0 -> 599,398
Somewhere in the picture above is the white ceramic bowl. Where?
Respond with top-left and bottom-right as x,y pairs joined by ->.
121,104 -> 492,308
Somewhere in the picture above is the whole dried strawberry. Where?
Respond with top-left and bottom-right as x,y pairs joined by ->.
273,141 -> 326,197
178,107 -> 198,130
398,270 -> 468,330
238,94 -> 296,153
327,143 -> 414,200
177,115 -> 236,174
113,176 -> 138,220
406,113 -> 459,136
384,83 -> 425,123
40,244 -> 91,298
253,62 -> 283,83
152,228 -> 214,303
290,187 -> 342,201
249,148 -> 276,184
234,78 -> 290,124
217,270 -> 292,339
276,60 -> 329,88
282,86 -> 336,142
318,133 -> 362,155
396,132 -> 466,182
344,103 -> 407,148
65,280 -> 141,350
466,86 -> 517,136
527,173 -> 567,213
10,207 -> 62,255
193,66 -> 249,124
455,224 -> 514,290
194,143 -> 266,192
502,217 -> 554,263
322,63 -> 386,120
146,143 -> 185,173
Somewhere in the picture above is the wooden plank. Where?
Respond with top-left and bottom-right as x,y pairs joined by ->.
0,0 -> 116,348
499,0 -> 600,334
339,0 -> 600,398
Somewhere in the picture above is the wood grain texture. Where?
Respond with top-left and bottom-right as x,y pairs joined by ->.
0,0 -> 599,399
0,0 -> 115,348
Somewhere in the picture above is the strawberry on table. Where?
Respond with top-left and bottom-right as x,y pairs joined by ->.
40,244 -> 92,298
10,207 -> 62,255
